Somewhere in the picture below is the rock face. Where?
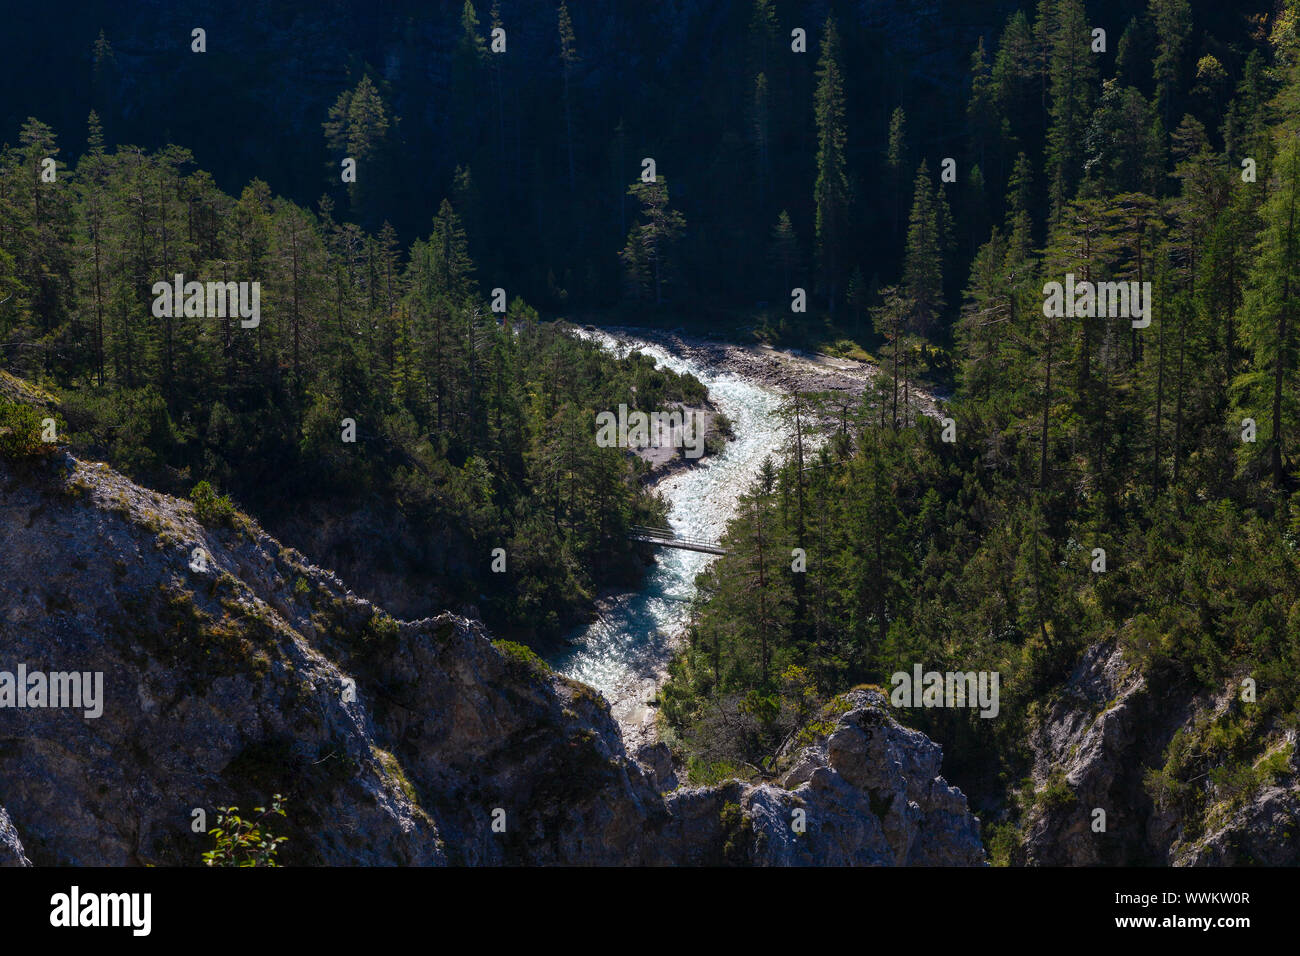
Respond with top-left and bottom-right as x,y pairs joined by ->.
745,690 -> 985,866
0,807 -> 29,866
643,690 -> 985,867
1021,641 -> 1300,866
1021,642 -> 1162,865
0,452 -> 983,866
1181,736 -> 1300,866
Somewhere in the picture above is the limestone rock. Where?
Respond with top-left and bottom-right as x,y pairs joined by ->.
0,453 -> 984,866
0,807 -> 29,866
1020,641 -> 1300,866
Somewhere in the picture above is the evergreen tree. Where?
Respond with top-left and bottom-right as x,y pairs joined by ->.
813,16 -> 849,315
620,178 -> 686,305
1238,109 -> 1300,488
903,161 -> 947,336
886,106 -> 908,239
992,9 -> 1039,151
769,210 -> 799,299
1045,0 -> 1099,218
322,75 -> 393,226
452,1 -> 488,162
432,198 -> 475,301
1151,0 -> 1193,129
968,37 -> 1001,185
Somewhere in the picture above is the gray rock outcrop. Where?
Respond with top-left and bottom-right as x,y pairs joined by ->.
0,452 -> 984,866
1020,641 -> 1300,866
0,807 -> 29,866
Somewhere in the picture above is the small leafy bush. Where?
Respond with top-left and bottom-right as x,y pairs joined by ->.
190,480 -> 236,528
202,794 -> 289,867
0,399 -> 60,460
493,639 -> 552,680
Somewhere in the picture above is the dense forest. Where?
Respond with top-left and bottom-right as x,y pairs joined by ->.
3,0 -> 1300,865
0,1 -> 1263,324
0,112 -> 727,637
659,0 -> 1300,861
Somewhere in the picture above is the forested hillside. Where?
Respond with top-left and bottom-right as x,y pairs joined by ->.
0,119 -> 727,637
659,1 -> 1300,863
3,0 -> 1299,868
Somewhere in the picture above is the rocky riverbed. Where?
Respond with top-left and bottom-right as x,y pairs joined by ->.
559,326 -> 947,769
592,325 -> 946,420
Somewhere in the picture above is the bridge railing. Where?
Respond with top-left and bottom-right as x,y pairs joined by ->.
629,525 -> 726,552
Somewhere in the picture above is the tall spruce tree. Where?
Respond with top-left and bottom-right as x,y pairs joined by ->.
813,16 -> 849,316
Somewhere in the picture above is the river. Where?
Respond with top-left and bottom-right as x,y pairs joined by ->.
545,329 -> 790,742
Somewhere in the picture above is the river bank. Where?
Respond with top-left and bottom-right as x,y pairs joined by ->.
590,325 -> 946,420
552,325 -> 926,768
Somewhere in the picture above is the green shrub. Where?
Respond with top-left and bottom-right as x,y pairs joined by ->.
190,480 -> 236,528
984,821 -> 1022,867
493,639 -> 552,681
685,756 -> 749,786
1038,771 -> 1076,811
363,609 -> 400,642
202,794 -> 289,867
719,801 -> 754,865
0,399 -> 60,460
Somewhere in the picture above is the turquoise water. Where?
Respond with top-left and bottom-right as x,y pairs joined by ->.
547,330 -> 788,700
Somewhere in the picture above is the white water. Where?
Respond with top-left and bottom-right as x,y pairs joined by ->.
547,330 -> 789,700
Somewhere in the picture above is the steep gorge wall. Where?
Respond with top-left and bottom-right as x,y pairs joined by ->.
1020,641 -> 1300,866
0,450 -> 984,866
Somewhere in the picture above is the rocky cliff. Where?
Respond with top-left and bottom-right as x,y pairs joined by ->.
0,449 -> 984,866
1020,641 -> 1300,866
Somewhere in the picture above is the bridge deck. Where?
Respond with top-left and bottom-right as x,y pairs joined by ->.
629,526 -> 728,556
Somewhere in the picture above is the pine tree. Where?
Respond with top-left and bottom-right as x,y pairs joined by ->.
958,228 -> 1010,404
992,10 -> 1038,149
968,37 -> 1001,184
769,210 -> 799,298
489,1 -> 507,167
429,198 -> 476,302
1013,501 -> 1058,646
1151,0 -> 1192,129
1239,115 -> 1300,489
813,16 -> 848,315
1005,151 -> 1036,263
886,107 -> 908,239
748,0 -> 784,188
713,457 -> 793,687
452,1 -> 488,162
1082,80 -> 1163,196
620,178 -> 686,305
91,31 -> 118,135
18,117 -> 73,362
749,0 -> 779,78
903,161 -> 946,336
1114,17 -> 1151,91
322,75 -> 392,225
1044,0 -> 1098,218
871,286 -> 912,428
80,111 -> 109,385
849,431 -> 909,653
1224,51 -> 1274,167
